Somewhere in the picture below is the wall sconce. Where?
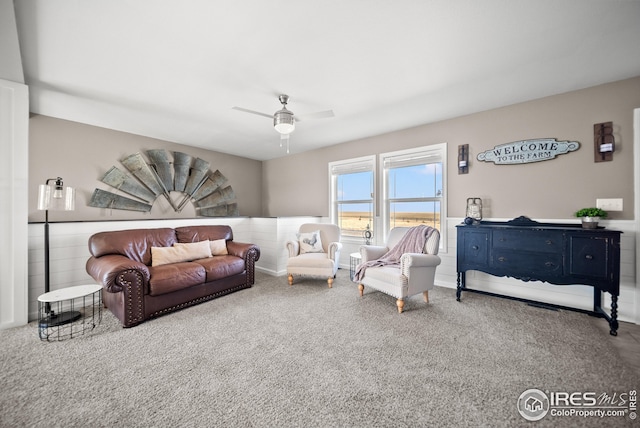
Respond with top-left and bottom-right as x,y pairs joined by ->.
458,144 -> 469,174
594,122 -> 614,162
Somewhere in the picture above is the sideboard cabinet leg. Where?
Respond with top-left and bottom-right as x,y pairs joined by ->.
609,295 -> 619,336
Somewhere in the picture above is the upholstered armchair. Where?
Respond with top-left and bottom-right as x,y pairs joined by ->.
355,226 -> 441,313
286,223 -> 342,288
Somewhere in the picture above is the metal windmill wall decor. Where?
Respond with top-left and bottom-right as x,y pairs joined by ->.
89,150 -> 238,216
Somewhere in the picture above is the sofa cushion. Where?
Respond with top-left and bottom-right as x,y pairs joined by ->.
173,240 -> 213,259
209,238 -> 229,256
194,255 -> 245,282
176,225 -> 233,244
148,262 -> 206,296
151,240 -> 212,266
287,252 -> 334,269
88,228 -> 177,265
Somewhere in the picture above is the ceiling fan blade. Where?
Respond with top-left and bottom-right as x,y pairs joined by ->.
294,109 -> 335,122
232,106 -> 274,119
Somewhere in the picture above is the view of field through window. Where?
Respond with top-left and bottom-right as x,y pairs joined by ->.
336,163 -> 442,238
336,170 -> 373,238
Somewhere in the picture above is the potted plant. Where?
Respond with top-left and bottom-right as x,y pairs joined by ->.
575,207 -> 608,229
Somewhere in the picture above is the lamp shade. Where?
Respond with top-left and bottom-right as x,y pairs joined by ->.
273,109 -> 295,134
37,183 -> 75,211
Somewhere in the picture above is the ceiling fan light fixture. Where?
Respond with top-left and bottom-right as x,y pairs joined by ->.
274,109 -> 295,134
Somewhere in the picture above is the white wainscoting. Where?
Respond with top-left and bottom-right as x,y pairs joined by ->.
248,216 -> 327,276
27,216 -> 637,324
27,216 -> 326,321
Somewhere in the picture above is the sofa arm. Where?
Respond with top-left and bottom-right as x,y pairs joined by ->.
227,241 -> 260,261
328,242 -> 342,261
400,253 -> 442,288
400,253 -> 441,269
285,240 -> 299,257
86,255 -> 148,327
226,241 -> 261,285
359,245 -> 388,263
86,254 -> 150,293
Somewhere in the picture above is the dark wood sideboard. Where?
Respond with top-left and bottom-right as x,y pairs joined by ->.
456,216 -> 621,335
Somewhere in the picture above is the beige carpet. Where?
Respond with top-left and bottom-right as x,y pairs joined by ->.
1,270 -> 637,427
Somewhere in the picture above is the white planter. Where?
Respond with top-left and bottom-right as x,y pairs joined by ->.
581,216 -> 600,229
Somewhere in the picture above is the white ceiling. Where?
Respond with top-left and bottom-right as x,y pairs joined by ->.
14,0 -> 640,161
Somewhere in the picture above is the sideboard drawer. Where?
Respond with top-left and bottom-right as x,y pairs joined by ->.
493,229 -> 561,253
568,235 -> 610,279
492,250 -> 563,276
458,229 -> 489,267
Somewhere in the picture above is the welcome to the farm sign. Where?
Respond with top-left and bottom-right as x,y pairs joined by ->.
477,138 -> 580,165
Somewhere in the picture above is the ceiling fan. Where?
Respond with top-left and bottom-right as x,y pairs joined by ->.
233,94 -> 334,154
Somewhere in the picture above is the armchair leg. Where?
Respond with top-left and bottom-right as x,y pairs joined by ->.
423,291 -> 429,303
358,284 -> 364,297
327,277 -> 333,288
288,274 -> 293,286
396,299 -> 405,314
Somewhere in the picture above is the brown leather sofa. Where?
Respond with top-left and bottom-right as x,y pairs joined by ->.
86,225 -> 260,327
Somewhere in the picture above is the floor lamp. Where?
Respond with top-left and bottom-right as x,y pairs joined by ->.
37,177 -> 78,327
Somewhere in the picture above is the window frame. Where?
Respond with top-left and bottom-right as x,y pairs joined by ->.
380,143 -> 447,251
328,155 -> 376,243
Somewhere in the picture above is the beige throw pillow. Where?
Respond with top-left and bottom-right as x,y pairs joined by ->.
209,238 -> 228,256
151,240 -> 212,266
298,231 -> 324,254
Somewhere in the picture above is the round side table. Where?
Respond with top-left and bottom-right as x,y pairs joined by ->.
349,252 -> 362,281
38,284 -> 102,341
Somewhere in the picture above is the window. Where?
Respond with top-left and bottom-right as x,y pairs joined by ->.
381,144 -> 446,245
329,156 -> 375,240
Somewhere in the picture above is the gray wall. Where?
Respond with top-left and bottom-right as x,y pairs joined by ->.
28,115 -> 263,222
28,76 -> 639,223
262,76 -> 640,220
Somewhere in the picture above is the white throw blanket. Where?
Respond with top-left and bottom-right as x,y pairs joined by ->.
354,225 -> 436,282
